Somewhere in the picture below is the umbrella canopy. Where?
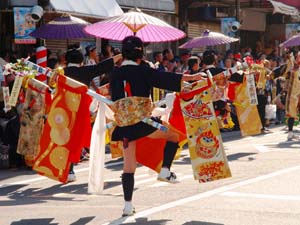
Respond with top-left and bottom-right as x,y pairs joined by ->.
279,34 -> 300,48
84,8 -> 185,42
179,29 -> 239,49
29,14 -> 91,39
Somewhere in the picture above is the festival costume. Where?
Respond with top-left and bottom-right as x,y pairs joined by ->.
110,64 -> 182,142
109,61 -> 185,210
17,78 -> 51,166
64,58 -> 113,86
33,75 -> 91,183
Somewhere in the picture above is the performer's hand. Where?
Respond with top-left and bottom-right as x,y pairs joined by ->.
193,72 -> 207,80
182,72 -> 206,82
113,54 -> 122,64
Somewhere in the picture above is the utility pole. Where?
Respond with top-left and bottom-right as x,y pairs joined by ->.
236,0 -> 240,21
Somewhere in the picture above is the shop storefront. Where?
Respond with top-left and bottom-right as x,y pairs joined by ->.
0,0 -> 123,59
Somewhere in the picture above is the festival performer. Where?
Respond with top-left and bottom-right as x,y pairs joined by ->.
64,44 -> 122,86
285,52 -> 300,141
201,50 -> 231,130
110,36 -> 205,216
63,44 -> 122,182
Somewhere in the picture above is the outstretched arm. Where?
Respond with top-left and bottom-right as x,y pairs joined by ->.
181,72 -> 206,82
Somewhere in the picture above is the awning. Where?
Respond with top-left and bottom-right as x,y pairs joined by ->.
116,0 -> 175,13
269,0 -> 299,16
49,0 -> 123,18
275,0 -> 300,9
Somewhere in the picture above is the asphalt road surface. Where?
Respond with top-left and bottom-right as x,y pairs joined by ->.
1,124 -> 300,225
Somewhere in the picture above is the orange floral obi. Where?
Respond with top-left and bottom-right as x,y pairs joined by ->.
111,96 -> 154,127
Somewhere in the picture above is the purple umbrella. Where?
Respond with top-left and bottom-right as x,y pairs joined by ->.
279,34 -> 300,48
84,8 -> 185,42
29,14 -> 91,39
179,29 -> 239,49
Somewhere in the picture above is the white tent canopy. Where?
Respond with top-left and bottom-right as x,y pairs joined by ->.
50,0 -> 124,18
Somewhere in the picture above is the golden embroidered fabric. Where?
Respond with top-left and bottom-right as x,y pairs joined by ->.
111,96 -> 154,127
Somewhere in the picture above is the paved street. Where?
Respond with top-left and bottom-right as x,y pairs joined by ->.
1,124 -> 300,225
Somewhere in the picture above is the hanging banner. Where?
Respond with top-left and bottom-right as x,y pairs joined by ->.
17,79 -> 50,167
8,75 -> 23,107
180,79 -> 231,183
235,78 -> 262,136
2,87 -> 11,112
246,73 -> 258,105
13,7 -> 36,44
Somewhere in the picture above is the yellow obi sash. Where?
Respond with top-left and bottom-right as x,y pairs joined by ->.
111,96 -> 154,127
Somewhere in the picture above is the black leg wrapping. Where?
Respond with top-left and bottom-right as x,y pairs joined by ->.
162,141 -> 179,169
288,118 -> 295,131
121,173 -> 134,201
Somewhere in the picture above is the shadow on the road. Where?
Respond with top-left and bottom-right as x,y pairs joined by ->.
105,157 -> 124,172
174,152 -> 257,167
0,179 -> 126,206
70,216 -> 95,225
127,218 -> 170,225
0,167 -> 36,181
271,141 -> 300,149
10,216 -> 95,225
227,152 -> 257,161
183,221 -> 224,225
221,130 -> 242,142
104,180 -> 121,189
0,184 -> 26,196
0,183 -> 88,206
11,218 -> 58,225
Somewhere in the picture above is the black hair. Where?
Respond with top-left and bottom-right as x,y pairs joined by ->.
122,36 -> 144,61
65,44 -> 83,64
48,58 -> 58,69
163,48 -> 171,56
203,50 -> 216,65
188,56 -> 199,70
153,51 -> 162,61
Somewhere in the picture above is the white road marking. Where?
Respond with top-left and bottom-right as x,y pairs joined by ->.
253,144 -> 270,152
220,191 -> 300,201
102,165 -> 300,225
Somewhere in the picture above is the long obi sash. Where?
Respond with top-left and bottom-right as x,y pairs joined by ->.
286,69 -> 300,118
33,75 -> 92,183
235,74 -> 262,136
179,79 -> 231,182
17,78 -> 51,167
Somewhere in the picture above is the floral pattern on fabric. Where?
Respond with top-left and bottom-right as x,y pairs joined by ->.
33,75 -> 92,183
111,96 -> 154,127
180,79 -> 231,183
17,79 -> 51,165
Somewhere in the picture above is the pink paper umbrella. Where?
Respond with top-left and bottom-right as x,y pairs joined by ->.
279,34 -> 300,48
30,14 -> 91,39
84,8 -> 185,42
179,29 -> 239,48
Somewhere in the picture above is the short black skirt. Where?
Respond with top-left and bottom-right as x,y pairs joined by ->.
111,117 -> 161,142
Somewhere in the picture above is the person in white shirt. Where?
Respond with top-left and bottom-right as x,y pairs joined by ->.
84,45 -> 100,90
